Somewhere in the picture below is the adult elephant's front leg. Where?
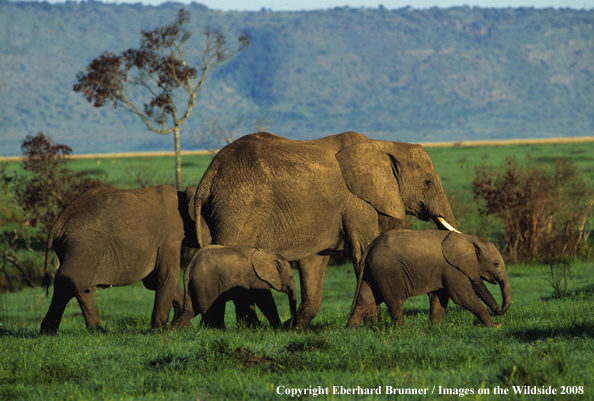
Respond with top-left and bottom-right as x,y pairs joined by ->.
287,254 -> 330,328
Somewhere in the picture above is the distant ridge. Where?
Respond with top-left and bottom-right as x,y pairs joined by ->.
1,2 -> 593,156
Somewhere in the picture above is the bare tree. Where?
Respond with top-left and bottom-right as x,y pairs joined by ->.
73,9 -> 249,189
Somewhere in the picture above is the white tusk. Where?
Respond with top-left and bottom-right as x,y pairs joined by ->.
437,217 -> 461,233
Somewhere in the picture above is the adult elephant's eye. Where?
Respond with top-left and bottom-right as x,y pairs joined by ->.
424,179 -> 432,187
494,262 -> 499,268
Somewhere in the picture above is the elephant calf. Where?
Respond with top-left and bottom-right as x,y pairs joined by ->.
171,245 -> 297,329
347,230 -> 511,328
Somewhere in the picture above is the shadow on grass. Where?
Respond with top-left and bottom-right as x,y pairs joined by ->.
541,283 -> 594,301
509,323 -> 594,342
0,326 -> 40,339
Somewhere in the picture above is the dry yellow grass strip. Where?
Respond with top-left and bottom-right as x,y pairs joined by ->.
419,136 -> 594,148
2,136 -> 594,162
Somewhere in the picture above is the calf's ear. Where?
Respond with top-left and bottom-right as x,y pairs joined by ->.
252,249 -> 282,291
441,232 -> 481,282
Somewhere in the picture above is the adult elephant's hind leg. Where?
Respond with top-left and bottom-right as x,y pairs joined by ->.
75,287 -> 103,330
40,274 -> 77,334
346,281 -> 378,328
289,254 -> 330,328
151,243 -> 182,329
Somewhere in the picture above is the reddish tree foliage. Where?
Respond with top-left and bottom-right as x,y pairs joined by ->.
14,132 -> 105,232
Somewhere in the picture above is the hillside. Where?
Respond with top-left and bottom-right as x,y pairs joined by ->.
0,1 -> 593,155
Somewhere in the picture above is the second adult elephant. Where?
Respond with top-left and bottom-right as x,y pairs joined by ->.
40,185 -> 205,333
194,131 -> 458,327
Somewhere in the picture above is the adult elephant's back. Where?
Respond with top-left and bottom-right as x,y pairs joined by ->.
194,131 -> 372,259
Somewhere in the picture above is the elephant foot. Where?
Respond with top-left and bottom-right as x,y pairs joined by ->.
90,326 -> 108,334
40,324 -> 59,335
345,319 -> 361,329
283,316 -> 310,330
171,320 -> 192,331
85,322 -> 105,331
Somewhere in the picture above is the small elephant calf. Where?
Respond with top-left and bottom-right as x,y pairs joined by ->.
347,230 -> 511,328
171,245 -> 297,329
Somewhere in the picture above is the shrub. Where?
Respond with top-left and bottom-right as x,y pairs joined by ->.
0,132 -> 106,292
545,257 -> 574,298
473,156 -> 594,262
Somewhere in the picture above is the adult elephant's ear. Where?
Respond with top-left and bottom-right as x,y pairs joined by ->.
441,232 -> 481,282
336,142 -> 406,219
252,249 -> 282,291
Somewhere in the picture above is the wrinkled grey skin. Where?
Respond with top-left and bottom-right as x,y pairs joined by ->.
347,230 -> 512,328
40,185 -> 204,334
194,131 -> 457,327
171,245 -> 297,329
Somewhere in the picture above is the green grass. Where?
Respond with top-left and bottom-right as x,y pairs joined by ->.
1,262 -> 593,400
66,154 -> 213,189
425,141 -> 594,198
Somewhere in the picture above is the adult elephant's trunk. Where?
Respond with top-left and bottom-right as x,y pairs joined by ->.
430,191 -> 459,233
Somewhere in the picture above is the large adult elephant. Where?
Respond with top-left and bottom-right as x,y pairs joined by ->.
194,131 -> 458,327
40,185 -> 206,333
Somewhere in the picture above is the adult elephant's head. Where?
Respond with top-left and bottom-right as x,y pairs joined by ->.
335,140 -> 457,231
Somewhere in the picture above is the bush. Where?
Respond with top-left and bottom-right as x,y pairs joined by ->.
0,132 -> 106,292
545,257 -> 574,298
473,156 -> 594,262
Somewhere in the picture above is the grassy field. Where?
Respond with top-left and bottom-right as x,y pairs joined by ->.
4,138 -> 594,195
1,139 -> 594,399
1,261 -> 593,400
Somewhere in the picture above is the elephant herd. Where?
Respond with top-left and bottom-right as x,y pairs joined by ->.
39,131 -> 511,334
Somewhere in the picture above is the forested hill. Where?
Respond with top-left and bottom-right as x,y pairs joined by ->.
1,1 -> 593,156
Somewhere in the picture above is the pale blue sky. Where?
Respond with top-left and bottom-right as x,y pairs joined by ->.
50,0 -> 594,11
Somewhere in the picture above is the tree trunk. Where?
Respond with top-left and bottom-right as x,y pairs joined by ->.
174,126 -> 182,190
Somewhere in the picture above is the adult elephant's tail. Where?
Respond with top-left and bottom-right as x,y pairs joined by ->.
349,246 -> 370,317
42,224 -> 61,296
194,157 -> 220,249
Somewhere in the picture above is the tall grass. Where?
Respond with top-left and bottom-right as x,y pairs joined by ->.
1,262 -> 592,400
